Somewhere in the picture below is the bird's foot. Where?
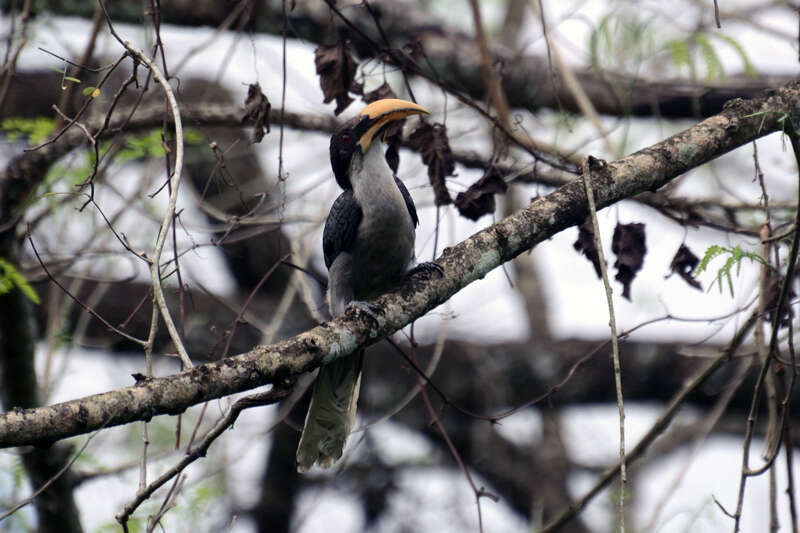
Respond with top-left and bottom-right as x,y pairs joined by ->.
406,261 -> 444,279
345,300 -> 384,327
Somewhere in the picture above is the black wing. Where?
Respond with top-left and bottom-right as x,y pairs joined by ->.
394,177 -> 418,227
323,190 -> 363,269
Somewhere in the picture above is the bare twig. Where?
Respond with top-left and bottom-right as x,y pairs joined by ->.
467,0 -> 511,129
27,233 -> 147,347
542,311 -> 757,532
51,105 -> 94,144
355,318 -> 449,432
101,5 -> 193,367
0,430 -> 99,522
529,0 -> 616,157
733,128 -> 800,532
115,385 -> 292,527
0,0 -> 33,115
642,356 -> 752,531
55,3 -> 105,125
171,0 -> 251,73
582,156 -> 626,531
416,360 -> 497,533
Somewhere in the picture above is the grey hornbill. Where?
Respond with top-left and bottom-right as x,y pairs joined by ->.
296,98 -> 441,472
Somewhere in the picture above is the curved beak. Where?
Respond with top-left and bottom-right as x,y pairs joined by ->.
357,98 -> 429,153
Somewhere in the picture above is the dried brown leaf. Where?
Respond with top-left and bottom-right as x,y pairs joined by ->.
408,122 -> 454,206
241,83 -> 270,143
454,167 -> 507,220
362,82 -> 397,103
612,222 -> 647,300
667,244 -> 702,290
314,40 -> 358,115
573,218 -> 603,278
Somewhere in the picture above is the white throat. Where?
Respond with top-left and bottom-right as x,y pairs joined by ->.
350,142 -> 396,204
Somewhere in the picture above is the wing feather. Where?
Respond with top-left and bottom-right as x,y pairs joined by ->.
323,190 -> 363,269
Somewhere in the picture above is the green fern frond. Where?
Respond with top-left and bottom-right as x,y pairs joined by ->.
694,244 -> 726,275
695,245 -> 767,297
716,34 -> 757,77
666,39 -> 691,70
695,34 -> 725,80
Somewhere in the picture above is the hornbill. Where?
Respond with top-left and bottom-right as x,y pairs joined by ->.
296,98 -> 440,472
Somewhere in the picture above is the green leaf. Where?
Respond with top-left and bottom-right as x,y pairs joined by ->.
0,258 -> 40,304
588,13 -> 613,68
1,116 -> 55,144
716,34 -> 757,77
695,33 -> 725,80
63,75 -> 81,84
666,39 -> 691,69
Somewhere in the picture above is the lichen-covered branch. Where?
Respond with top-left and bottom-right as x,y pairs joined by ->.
1,81 -> 798,448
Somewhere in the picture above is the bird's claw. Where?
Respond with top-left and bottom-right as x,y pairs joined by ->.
345,300 -> 384,327
406,261 -> 444,279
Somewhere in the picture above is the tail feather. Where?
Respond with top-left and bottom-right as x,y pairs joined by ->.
296,350 -> 363,473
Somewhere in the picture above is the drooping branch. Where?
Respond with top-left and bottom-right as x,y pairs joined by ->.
1,80 -> 798,448
24,0 -> 796,119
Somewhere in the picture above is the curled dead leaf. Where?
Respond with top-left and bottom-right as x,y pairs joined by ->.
454,167 -> 507,220
573,218 -> 603,278
612,222 -> 647,301
242,83 -> 271,143
362,82 -> 397,104
408,122 -> 454,206
667,244 -> 702,290
314,40 -> 359,115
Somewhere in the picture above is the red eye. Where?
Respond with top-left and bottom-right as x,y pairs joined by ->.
340,132 -> 352,145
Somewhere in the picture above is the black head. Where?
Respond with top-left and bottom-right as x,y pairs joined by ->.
329,99 -> 430,190
329,115 -> 370,190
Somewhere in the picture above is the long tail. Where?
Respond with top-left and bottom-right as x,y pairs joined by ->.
295,350 -> 363,473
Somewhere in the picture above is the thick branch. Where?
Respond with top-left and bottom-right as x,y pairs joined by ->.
1,81 -> 799,448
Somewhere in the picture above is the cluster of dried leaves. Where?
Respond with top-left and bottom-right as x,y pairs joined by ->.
312,37 -> 479,215
575,221 -> 705,300
299,35 -> 713,304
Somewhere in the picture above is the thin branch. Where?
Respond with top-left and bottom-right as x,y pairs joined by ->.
542,310 -> 758,532
101,6 -> 194,368
582,156 -> 626,531
115,385 -> 291,526
0,0 -> 33,115
27,233 -> 147,347
529,0 -> 616,156
0,430 -> 99,522
733,127 -> 800,531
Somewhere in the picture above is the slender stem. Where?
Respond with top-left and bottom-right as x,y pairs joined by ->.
113,42 -> 192,367
543,311 -> 756,532
733,129 -> 800,531
582,156 -> 626,532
